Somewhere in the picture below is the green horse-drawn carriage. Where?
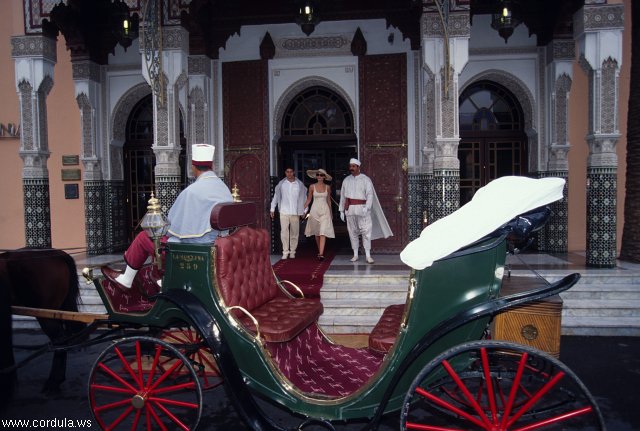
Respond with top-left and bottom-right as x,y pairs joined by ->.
19,176 -> 607,430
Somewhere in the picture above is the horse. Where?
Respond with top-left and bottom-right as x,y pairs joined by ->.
0,248 -> 86,395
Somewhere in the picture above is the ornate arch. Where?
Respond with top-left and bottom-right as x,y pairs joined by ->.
460,70 -> 536,132
460,70 -> 539,172
111,83 -> 152,142
272,76 -> 356,139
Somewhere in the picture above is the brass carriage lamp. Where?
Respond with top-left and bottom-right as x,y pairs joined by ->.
140,191 -> 169,270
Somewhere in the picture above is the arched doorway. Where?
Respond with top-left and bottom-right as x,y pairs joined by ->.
458,81 -> 528,205
278,86 -> 357,235
124,95 -> 186,240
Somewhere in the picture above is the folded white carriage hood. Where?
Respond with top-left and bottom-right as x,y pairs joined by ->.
400,176 -> 566,270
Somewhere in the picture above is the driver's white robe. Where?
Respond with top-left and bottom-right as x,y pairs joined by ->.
339,173 -> 392,252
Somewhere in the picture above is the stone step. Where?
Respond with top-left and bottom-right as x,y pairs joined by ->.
322,278 -> 409,289
561,284 -> 640,300
321,298 -> 405,316
508,272 -> 640,285
78,304 -> 108,314
321,288 -> 408,302
505,273 -> 640,335
12,315 -> 40,330
320,275 -> 408,334
319,315 -> 380,334
561,299 -> 640,317
561,316 -> 640,336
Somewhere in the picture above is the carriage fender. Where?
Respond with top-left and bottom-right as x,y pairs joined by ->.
158,289 -> 285,431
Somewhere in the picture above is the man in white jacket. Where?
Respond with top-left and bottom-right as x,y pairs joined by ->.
270,167 -> 307,259
339,158 -> 392,263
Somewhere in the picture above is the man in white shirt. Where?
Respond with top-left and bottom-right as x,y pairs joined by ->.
270,167 -> 307,259
339,158 -> 392,263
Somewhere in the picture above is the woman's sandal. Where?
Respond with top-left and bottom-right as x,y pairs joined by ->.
317,254 -> 325,261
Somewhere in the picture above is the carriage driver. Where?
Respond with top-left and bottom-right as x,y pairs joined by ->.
102,144 -> 233,289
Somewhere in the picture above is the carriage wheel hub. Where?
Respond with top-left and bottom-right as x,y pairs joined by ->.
131,394 -> 146,409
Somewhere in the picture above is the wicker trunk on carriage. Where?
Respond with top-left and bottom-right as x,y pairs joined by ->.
40,177 -> 608,430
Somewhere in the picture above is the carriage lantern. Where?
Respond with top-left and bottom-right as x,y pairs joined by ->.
140,191 -> 169,270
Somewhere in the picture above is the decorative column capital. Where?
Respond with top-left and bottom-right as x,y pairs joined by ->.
421,11 -> 470,78
188,55 -> 211,78
72,60 -> 102,82
12,35 -> 57,94
421,147 -> 435,174
548,144 -> 571,172
153,147 -> 182,177
11,35 -> 57,62
81,158 -> 103,181
19,151 -> 50,178
433,138 -> 461,170
574,4 -> 624,70
586,133 -> 620,167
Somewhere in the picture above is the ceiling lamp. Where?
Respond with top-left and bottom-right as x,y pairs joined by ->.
297,1 -> 319,36
491,0 -> 520,43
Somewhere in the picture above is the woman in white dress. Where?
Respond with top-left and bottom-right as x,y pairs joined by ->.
303,168 -> 335,260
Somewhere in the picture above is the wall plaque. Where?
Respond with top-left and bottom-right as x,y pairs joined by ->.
62,155 -> 79,165
64,183 -> 79,199
61,169 -> 81,181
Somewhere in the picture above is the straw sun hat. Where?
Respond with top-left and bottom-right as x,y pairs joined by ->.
306,168 -> 332,181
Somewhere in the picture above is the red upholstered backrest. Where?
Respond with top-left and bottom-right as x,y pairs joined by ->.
214,227 -> 281,312
210,201 -> 256,230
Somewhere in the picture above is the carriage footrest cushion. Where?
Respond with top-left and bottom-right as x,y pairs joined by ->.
368,304 -> 405,353
100,266 -> 160,314
237,297 -> 323,343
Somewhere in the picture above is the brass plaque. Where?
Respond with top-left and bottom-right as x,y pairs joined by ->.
61,169 -> 81,181
62,155 -> 79,165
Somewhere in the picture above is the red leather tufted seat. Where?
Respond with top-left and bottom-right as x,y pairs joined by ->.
368,304 -> 405,353
215,227 -> 323,342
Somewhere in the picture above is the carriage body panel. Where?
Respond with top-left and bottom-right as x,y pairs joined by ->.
95,230 -> 506,421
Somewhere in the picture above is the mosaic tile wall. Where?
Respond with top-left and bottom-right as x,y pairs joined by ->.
84,180 -> 106,254
536,172 -> 568,253
432,170 -> 460,222
586,168 -> 617,267
156,176 -> 182,214
408,173 -> 429,240
105,181 -> 128,253
23,178 -> 51,248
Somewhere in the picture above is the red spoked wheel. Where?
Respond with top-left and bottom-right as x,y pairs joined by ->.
88,336 -> 202,430
401,340 -> 605,431
160,327 -> 223,390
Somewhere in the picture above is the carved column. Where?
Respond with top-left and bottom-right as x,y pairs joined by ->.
143,26 -> 189,213
187,55 -> 213,184
421,6 -> 470,221
73,60 -> 108,254
574,4 -> 624,267
11,35 -> 57,248
538,40 -> 574,253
